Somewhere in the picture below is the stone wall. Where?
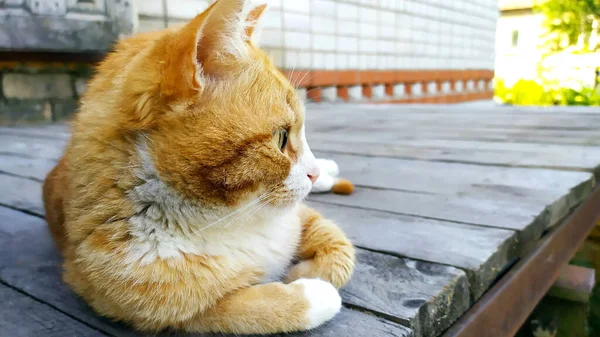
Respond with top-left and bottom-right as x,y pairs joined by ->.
0,61 -> 93,125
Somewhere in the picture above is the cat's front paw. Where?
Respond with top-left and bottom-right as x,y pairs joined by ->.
285,260 -> 318,284
285,259 -> 353,289
292,278 -> 341,329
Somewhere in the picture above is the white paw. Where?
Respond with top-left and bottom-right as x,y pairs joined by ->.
316,159 -> 339,177
311,173 -> 334,193
292,278 -> 341,329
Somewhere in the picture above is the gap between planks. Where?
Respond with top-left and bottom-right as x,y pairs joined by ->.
0,280 -> 114,337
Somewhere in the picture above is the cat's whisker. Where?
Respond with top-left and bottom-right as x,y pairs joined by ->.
288,66 -> 297,84
233,195 -> 277,233
221,192 -> 277,231
197,189 -> 276,231
201,191 -> 275,231
296,72 -> 312,88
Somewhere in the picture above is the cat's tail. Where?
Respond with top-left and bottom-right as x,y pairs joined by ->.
42,157 -> 69,256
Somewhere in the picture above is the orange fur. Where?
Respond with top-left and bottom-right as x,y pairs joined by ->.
42,0 -> 354,334
284,205 -> 355,288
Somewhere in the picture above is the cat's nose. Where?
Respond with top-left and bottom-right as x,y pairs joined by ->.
307,166 -> 320,185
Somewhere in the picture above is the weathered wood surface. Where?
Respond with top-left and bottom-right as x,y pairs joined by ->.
0,173 -> 45,215
344,250 -> 469,337
0,154 -> 56,181
0,134 -> 66,160
308,202 -> 518,300
306,105 -> 600,172
0,283 -> 108,337
0,103 -> 599,337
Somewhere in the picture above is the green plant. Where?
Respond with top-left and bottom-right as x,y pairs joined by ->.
494,78 -> 600,106
534,0 -> 600,52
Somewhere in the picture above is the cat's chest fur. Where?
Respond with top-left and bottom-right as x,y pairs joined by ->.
127,185 -> 302,282
202,210 -> 302,282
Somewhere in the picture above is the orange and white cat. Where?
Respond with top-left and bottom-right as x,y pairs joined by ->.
42,0 -> 354,334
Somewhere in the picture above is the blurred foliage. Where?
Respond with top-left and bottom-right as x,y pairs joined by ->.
534,0 -> 600,52
494,78 -> 600,106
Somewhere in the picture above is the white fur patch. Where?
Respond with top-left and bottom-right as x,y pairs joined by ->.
311,173 -> 334,193
292,278 -> 342,329
311,159 -> 339,193
127,139 -> 301,282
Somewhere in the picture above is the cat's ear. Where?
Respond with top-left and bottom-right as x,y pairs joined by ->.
124,0 -> 248,128
195,0 -> 248,63
244,4 -> 267,42
166,0 -> 247,87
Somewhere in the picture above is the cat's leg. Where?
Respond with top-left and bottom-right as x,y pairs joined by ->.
182,279 -> 341,334
71,220 -> 341,334
284,204 -> 355,288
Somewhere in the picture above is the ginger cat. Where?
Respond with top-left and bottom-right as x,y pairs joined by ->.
41,0 -> 355,334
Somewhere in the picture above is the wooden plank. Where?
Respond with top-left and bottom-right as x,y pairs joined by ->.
0,205 -> 46,235
306,106 -> 600,123
0,155 -> 56,181
309,138 -> 600,173
311,187 -> 544,233
343,249 -> 469,337
306,111 -> 600,134
305,106 -> 600,147
311,152 -> 594,235
310,126 -> 600,146
0,214 -> 416,337
309,126 -> 600,147
305,106 -> 600,145
0,134 -> 66,160
443,185 -> 600,337
308,202 -> 518,299
311,178 -> 592,253
0,125 -> 70,140
313,152 -> 592,198
0,284 -> 107,337
0,174 -> 45,215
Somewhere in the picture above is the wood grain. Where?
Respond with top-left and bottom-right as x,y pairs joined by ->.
0,134 -> 66,160
343,249 -> 469,337
0,283 -> 108,337
0,174 -> 45,215
308,201 -> 518,299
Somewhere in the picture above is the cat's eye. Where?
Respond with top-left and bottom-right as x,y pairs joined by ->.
273,129 -> 288,152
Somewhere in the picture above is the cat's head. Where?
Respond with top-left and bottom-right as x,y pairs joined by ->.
122,0 -> 319,209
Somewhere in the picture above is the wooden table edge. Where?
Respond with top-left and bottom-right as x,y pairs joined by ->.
443,183 -> 600,337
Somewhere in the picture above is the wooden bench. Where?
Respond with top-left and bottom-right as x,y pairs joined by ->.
1,103 -> 599,337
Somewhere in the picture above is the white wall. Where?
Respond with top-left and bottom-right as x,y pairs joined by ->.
494,10 -> 544,84
136,0 -> 498,71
